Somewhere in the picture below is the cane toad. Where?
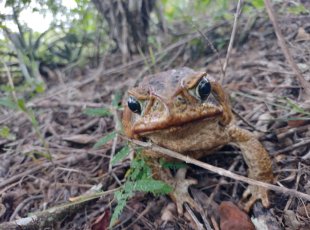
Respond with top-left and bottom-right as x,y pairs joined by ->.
123,67 -> 273,213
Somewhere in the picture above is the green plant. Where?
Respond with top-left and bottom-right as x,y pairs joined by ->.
109,148 -> 172,227
83,107 -> 112,117
0,126 -> 16,140
285,98 -> 310,117
0,61 -> 51,160
0,96 -> 52,158
159,158 -> 187,170
287,3 -> 309,15
93,131 -> 116,149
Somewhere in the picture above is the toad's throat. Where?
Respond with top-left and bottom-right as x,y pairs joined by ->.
132,109 -> 223,135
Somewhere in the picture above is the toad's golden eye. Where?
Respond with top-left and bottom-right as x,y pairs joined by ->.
128,96 -> 142,114
196,77 -> 211,101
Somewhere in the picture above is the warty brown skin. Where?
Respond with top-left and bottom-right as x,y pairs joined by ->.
123,67 -> 273,213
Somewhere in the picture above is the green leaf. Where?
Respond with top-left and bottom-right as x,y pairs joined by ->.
251,0 -> 264,9
0,126 -> 10,138
35,83 -> 45,93
29,110 -> 39,127
83,107 -> 112,117
93,131 -> 116,148
134,179 -> 172,194
286,98 -> 310,116
110,195 -> 126,227
288,4 -> 309,15
159,158 -> 187,170
0,126 -> 15,140
32,151 -> 53,161
129,158 -> 146,180
110,185 -> 133,227
112,91 -> 122,108
17,99 -> 27,112
110,151 -> 173,227
111,145 -> 130,165
0,97 -> 18,110
149,47 -> 156,66
124,181 -> 135,193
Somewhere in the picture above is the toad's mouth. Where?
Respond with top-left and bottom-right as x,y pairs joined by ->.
132,107 -> 223,135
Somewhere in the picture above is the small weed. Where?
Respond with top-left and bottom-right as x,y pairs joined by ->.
83,107 -> 112,117
109,148 -> 172,227
159,158 -> 187,170
111,145 -> 131,165
93,131 -> 117,149
0,126 -> 16,140
288,3 -> 309,15
285,97 -> 310,117
0,62 -> 51,160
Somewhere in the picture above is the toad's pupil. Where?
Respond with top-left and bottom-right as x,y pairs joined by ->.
128,96 -> 141,114
197,77 -> 211,101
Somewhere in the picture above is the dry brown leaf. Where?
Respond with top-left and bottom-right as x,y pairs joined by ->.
284,210 -> 301,230
91,210 -> 110,230
287,119 -> 308,128
296,27 -> 310,42
160,203 -> 176,223
219,201 -> 255,230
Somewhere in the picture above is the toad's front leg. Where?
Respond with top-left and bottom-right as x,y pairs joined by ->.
145,152 -> 198,214
228,126 -> 274,211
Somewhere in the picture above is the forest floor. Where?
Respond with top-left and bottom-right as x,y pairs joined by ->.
0,6 -> 310,230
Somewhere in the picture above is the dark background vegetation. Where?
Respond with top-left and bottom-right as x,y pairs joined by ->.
0,0 -> 310,229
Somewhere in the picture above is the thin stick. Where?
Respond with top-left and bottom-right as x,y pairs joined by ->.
0,188 -> 117,229
264,0 -> 310,98
1,61 -> 17,102
184,203 -> 204,230
128,138 -> 310,202
271,138 -> 310,156
194,27 -> 225,78
221,0 -> 243,84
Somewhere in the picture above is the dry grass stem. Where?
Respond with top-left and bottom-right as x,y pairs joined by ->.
221,0 -> 243,83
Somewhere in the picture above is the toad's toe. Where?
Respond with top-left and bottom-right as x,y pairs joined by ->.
170,168 -> 198,214
241,185 -> 270,212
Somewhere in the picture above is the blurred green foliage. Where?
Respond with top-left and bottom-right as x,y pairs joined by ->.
161,0 -> 231,24
110,149 -> 172,227
0,0 -> 109,94
287,3 -> 309,15
0,126 -> 16,140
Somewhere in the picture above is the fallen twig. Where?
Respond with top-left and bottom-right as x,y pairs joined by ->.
221,0 -> 243,83
271,138 -> 310,156
127,138 -> 310,202
0,188 -> 117,229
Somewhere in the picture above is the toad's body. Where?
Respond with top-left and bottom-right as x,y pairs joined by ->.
123,67 -> 273,213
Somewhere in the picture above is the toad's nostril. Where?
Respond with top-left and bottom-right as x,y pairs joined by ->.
176,95 -> 187,104
174,96 -> 187,111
